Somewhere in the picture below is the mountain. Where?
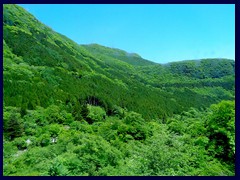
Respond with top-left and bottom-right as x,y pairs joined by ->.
3,4 -> 235,176
81,43 -> 156,66
3,5 -> 235,119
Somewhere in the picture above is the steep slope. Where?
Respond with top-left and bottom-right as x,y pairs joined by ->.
3,4 -> 235,120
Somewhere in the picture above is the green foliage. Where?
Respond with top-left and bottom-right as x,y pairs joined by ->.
3,106 -> 24,140
3,4 -> 235,176
80,103 -> 89,120
3,141 -> 18,158
123,111 -> 144,126
206,100 -> 235,163
13,137 -> 28,150
38,133 -> 51,147
86,105 -> 106,123
166,59 -> 235,79
3,101 -> 235,176
82,43 -> 156,67
49,159 -> 69,176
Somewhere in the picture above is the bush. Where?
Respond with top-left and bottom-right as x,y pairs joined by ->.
38,133 -> 51,147
86,105 -> 106,123
14,137 -> 27,150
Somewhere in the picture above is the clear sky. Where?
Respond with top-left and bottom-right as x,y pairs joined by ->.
19,4 -> 235,64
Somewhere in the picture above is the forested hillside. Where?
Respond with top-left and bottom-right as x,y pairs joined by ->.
3,4 -> 235,176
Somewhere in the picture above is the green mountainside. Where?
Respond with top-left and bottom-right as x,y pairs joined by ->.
81,43 -> 156,66
3,4 -> 235,176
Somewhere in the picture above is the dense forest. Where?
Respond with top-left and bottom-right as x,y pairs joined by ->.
3,4 -> 235,176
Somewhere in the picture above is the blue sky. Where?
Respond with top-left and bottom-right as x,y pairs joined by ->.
19,4 -> 235,64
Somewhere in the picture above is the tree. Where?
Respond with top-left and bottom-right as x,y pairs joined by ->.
81,103 -> 89,120
86,105 -> 106,124
206,100 -> 235,163
4,111 -> 23,140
